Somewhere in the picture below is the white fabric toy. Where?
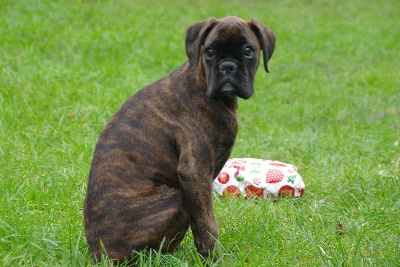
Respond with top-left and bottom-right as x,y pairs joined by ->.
213,158 -> 305,200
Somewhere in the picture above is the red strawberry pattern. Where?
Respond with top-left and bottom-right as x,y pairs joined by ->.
297,188 -> 305,197
268,162 -> 287,168
265,169 -> 285,183
231,160 -> 248,164
229,165 -> 245,172
223,185 -> 240,199
244,185 -> 264,199
217,172 -> 230,184
278,185 -> 295,198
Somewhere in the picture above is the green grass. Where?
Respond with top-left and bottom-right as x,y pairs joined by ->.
1,0 -> 399,266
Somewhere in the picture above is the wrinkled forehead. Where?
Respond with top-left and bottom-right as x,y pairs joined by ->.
204,19 -> 260,49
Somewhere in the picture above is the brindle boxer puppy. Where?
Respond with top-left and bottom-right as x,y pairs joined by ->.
84,16 -> 275,264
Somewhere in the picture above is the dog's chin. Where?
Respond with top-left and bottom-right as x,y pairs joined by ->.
220,83 -> 238,97
207,83 -> 254,100
205,84 -> 233,99
206,82 -> 239,99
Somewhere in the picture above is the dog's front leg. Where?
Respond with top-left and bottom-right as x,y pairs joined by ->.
177,158 -> 220,260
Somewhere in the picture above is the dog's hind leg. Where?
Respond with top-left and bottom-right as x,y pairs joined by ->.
85,184 -> 189,263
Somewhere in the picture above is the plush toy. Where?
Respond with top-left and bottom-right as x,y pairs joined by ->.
213,158 -> 305,200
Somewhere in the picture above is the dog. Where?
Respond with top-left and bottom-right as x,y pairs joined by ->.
84,16 -> 275,264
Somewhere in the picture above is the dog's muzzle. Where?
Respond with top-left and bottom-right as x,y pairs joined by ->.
206,59 -> 253,100
218,61 -> 239,96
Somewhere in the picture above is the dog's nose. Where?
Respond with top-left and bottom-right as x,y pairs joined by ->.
219,62 -> 237,75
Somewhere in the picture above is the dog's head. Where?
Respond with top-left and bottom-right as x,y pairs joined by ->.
186,16 -> 275,99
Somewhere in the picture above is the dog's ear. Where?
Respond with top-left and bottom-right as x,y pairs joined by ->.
185,18 -> 218,70
249,18 -> 276,73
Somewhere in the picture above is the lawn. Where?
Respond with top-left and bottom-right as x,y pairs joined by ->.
0,0 -> 399,266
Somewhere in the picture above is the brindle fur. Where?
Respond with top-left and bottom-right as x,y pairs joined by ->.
84,16 -> 275,264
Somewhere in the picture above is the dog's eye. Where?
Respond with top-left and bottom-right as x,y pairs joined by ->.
204,47 -> 216,60
243,46 -> 254,57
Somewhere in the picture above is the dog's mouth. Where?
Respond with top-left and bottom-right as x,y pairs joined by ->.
206,79 -> 240,99
206,68 -> 254,99
219,82 -> 238,96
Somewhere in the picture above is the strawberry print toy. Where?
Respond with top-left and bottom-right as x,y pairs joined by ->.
214,158 -> 305,200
